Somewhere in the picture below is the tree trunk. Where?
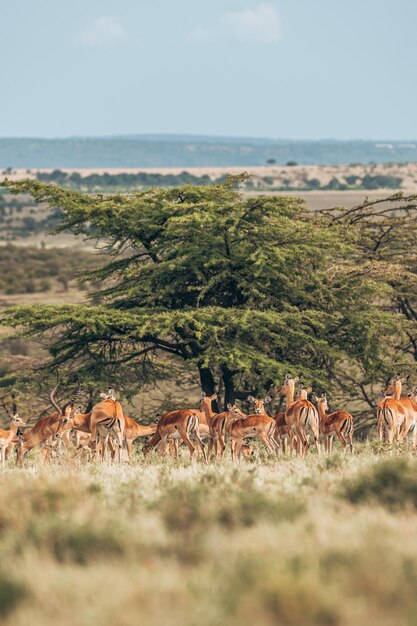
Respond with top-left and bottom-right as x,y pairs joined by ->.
198,366 -> 219,413
221,367 -> 235,411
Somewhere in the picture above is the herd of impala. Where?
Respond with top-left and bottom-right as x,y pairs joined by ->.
0,373 -> 415,467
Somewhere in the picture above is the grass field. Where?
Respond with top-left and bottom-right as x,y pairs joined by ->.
1,445 -> 417,626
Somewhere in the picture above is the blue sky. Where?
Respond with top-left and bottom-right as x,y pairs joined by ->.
1,0 -> 416,139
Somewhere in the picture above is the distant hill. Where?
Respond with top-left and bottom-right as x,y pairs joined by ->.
0,135 -> 416,168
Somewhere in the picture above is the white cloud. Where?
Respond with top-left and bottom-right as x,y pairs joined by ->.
187,3 -> 281,45
75,16 -> 128,48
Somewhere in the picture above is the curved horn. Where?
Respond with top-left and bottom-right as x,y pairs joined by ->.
50,373 -> 62,416
0,396 -> 14,419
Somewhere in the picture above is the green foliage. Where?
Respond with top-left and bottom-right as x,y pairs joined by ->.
1,178 -> 417,413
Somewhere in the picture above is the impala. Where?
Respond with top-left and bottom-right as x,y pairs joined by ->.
383,375 -> 417,450
0,399 -> 27,467
124,416 -> 157,459
273,411 -> 291,454
210,403 -> 248,458
144,409 -> 207,461
313,393 -> 354,453
228,396 -> 279,460
276,375 -> 321,456
377,375 -> 407,447
199,393 -> 248,458
199,393 -> 221,456
404,386 -> 417,451
17,379 -> 74,465
89,389 -> 126,462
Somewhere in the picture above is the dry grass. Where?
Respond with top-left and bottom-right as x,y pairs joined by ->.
1,444 -> 417,626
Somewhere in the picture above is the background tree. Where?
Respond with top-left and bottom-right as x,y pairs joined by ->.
1,177 -> 415,422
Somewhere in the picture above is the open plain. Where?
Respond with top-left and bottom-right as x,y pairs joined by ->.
1,448 -> 417,626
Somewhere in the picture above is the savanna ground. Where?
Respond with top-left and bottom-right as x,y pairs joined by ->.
1,444 -> 417,626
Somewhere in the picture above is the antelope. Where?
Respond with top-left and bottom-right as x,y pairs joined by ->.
276,375 -> 321,456
199,393 -> 221,456
228,396 -> 279,460
89,389 -> 126,462
199,393 -> 248,458
0,399 -> 27,467
377,375 -> 407,448
384,375 -> 417,450
17,379 -> 74,465
274,384 -> 313,455
211,403 -> 248,458
273,411 -> 291,454
124,416 -> 157,459
144,409 -> 207,461
404,386 -> 417,451
313,393 -> 354,453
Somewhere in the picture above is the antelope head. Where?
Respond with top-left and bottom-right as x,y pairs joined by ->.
247,395 -> 271,414
313,393 -> 328,411
408,386 -> 417,399
384,373 -> 410,396
227,403 -> 246,419
199,392 -> 218,411
297,383 -> 313,400
99,388 -> 117,402
241,442 -> 255,459
275,373 -> 301,396
1,396 -> 27,428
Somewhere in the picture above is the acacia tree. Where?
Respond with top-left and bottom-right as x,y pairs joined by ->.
0,177 -> 412,415
318,192 -> 417,429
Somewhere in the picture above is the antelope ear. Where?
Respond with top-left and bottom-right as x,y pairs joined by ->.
201,392 -> 206,398
210,393 -> 218,400
227,403 -> 233,410
264,396 -> 272,403
307,387 -> 313,393
285,373 -> 291,380
294,376 -> 300,383
313,395 -> 319,403
247,395 -> 255,402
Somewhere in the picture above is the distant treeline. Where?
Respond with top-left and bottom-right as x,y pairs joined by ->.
0,245 -> 100,295
35,170 -> 219,189
35,170 -> 404,191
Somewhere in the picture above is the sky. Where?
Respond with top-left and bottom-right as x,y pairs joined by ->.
0,0 -> 416,140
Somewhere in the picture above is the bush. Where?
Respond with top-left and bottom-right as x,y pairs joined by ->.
343,458 -> 417,510
0,573 -> 28,617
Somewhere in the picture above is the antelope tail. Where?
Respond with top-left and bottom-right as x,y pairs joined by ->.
115,401 -> 124,434
186,412 -> 197,435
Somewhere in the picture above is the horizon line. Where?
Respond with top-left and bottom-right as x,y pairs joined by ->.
1,134 -> 417,143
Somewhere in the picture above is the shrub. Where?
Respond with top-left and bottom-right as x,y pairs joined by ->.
0,573 -> 28,617
343,458 -> 417,510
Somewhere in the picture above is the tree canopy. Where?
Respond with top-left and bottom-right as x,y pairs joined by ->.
1,176 -> 417,424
